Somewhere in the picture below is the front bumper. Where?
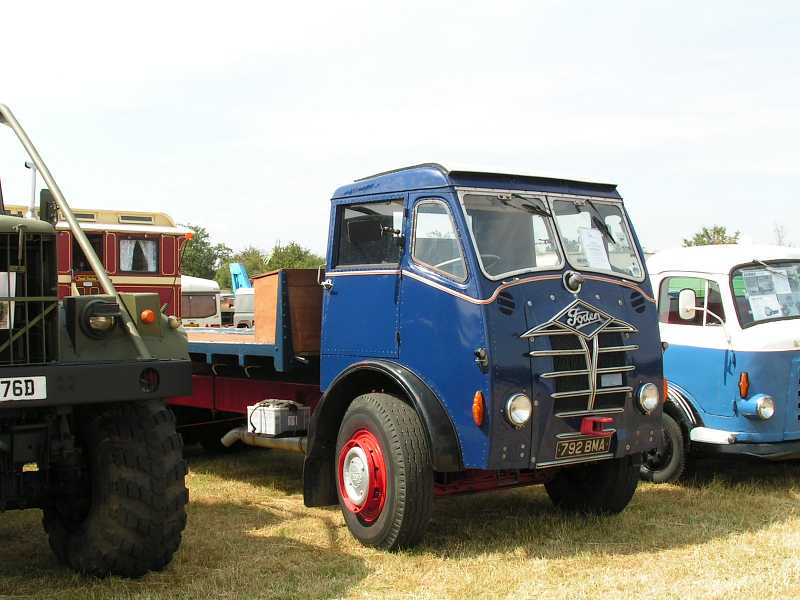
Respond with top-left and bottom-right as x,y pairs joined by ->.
0,359 -> 191,409
694,439 -> 800,461
690,427 -> 800,461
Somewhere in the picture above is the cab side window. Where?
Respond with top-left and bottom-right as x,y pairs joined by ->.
659,276 -> 726,326
335,200 -> 404,267
412,200 -> 467,282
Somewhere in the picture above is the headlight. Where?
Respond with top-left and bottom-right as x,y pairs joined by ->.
505,393 -> 532,428
80,299 -> 120,338
638,383 -> 659,414
88,315 -> 116,332
756,395 -> 775,420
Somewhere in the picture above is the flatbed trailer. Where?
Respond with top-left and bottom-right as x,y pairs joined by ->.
170,269 -> 322,448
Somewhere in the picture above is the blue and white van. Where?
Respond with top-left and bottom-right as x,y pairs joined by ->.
644,244 -> 800,482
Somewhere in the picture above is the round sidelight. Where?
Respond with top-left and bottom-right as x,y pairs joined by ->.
756,395 -> 775,420
638,383 -> 659,414
505,393 -> 532,428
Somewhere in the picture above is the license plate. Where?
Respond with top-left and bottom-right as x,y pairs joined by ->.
555,435 -> 612,459
0,376 -> 47,401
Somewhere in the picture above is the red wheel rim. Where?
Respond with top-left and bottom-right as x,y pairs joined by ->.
337,428 -> 387,524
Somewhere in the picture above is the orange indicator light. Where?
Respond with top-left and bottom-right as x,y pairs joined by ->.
140,309 -> 157,324
472,391 -> 485,427
738,372 -> 750,399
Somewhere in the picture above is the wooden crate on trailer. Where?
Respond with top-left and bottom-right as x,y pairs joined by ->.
252,269 -> 322,354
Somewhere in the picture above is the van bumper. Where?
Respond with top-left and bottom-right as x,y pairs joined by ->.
690,427 -> 800,461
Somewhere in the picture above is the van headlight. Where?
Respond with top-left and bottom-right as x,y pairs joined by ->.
756,395 -> 775,420
505,394 -> 532,428
738,394 -> 775,420
637,383 -> 659,414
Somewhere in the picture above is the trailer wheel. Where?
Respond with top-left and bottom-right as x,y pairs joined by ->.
545,454 -> 640,514
640,412 -> 686,483
43,400 -> 188,577
335,393 -> 433,550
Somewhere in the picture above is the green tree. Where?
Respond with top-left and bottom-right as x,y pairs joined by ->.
215,241 -> 325,289
265,241 -> 325,271
179,224 -> 232,279
682,225 -> 740,247
216,246 -> 270,289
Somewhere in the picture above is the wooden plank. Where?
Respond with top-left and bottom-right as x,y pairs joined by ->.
285,269 -> 322,353
187,330 -> 258,344
253,272 -> 279,344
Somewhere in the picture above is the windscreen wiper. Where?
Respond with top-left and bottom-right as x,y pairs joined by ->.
582,200 -> 617,245
506,193 -> 553,219
753,259 -> 789,278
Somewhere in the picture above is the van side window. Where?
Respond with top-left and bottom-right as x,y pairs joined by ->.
659,277 -> 726,326
335,200 -> 404,267
412,200 -> 467,282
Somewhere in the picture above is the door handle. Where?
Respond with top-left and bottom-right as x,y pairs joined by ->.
320,279 -> 334,291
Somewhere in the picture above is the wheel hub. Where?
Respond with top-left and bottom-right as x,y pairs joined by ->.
337,428 -> 387,524
342,446 -> 369,505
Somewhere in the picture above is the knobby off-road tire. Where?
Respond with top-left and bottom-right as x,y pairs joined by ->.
335,393 -> 433,550
43,400 -> 189,577
640,412 -> 687,484
545,454 -> 640,514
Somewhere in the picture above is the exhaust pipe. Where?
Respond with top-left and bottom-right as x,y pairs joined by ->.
221,427 -> 306,454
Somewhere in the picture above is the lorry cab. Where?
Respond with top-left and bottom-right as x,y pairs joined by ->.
306,164 -> 663,547
646,244 -> 800,482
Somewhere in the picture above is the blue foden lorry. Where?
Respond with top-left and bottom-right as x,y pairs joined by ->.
172,163 -> 664,549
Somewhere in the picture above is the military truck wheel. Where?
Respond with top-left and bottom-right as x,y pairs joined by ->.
640,412 -> 686,484
335,393 -> 433,550
545,454 -> 640,514
43,400 -> 188,577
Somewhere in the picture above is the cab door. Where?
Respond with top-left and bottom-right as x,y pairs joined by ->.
321,196 -> 406,359
658,274 -> 735,416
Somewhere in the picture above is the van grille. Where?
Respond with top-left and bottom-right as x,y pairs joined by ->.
0,230 -> 59,366
528,322 -> 637,416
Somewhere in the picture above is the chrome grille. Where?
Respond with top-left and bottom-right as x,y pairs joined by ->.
0,230 -> 59,366
524,314 -> 637,417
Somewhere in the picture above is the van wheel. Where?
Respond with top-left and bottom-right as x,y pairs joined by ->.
43,400 -> 188,577
640,412 -> 686,484
545,454 -> 640,514
335,393 -> 433,550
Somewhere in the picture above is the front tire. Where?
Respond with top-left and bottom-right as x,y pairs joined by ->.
43,400 -> 188,577
640,412 -> 686,483
335,393 -> 433,550
545,454 -> 640,514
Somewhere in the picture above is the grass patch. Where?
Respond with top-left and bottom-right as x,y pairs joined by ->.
1,450 -> 799,599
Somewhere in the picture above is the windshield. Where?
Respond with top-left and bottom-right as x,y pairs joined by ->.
461,193 -> 561,279
732,261 -> 800,327
551,198 -> 643,280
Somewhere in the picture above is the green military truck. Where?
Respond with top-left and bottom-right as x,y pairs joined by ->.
0,104 -> 191,577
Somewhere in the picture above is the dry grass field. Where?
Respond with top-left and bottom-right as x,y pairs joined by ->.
1,448 -> 799,600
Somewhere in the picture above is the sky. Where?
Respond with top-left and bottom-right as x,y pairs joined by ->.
0,1 -> 797,256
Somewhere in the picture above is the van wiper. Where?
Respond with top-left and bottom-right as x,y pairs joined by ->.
507,193 -> 552,219
753,259 -> 788,278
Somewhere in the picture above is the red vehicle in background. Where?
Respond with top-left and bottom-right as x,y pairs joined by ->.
6,202 -> 191,315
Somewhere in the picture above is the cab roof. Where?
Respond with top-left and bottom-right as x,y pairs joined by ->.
648,244 -> 800,275
331,163 -> 622,200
